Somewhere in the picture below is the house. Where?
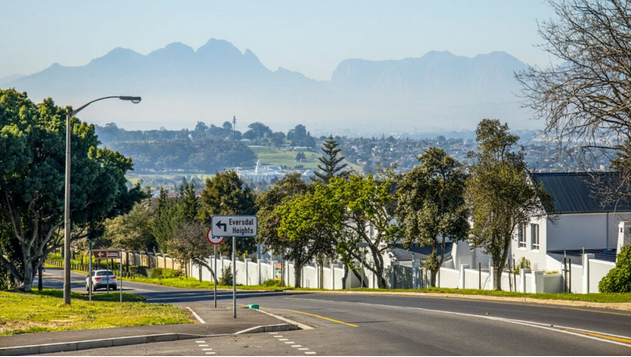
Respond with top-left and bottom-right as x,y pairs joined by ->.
508,172 -> 631,272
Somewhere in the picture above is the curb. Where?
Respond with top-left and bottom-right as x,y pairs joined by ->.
0,333 -> 205,356
0,323 -> 299,356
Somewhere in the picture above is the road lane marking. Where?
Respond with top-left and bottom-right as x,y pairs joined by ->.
261,307 -> 358,327
290,297 -> 630,348
186,307 -> 205,324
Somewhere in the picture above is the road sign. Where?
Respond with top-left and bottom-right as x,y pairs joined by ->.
211,215 -> 258,237
92,249 -> 121,259
206,228 -> 225,245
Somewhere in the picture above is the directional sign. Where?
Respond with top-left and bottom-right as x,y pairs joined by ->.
92,249 -> 121,259
211,215 -> 258,237
206,228 -> 225,245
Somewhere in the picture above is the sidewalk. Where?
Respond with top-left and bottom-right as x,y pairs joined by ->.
0,304 -> 298,356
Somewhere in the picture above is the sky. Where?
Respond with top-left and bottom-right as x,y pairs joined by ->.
0,0 -> 557,82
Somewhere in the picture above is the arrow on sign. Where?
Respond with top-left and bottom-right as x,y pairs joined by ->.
216,220 -> 227,232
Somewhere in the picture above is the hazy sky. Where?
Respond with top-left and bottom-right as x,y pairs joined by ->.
1,0 -> 557,81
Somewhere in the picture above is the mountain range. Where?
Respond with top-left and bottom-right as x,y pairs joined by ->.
3,38 -> 536,136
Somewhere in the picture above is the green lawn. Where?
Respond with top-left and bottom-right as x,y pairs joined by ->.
249,146 -> 321,169
0,289 -> 192,335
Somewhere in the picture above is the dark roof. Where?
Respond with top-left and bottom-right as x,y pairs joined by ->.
547,249 -> 617,265
390,243 -> 453,262
531,172 -> 631,214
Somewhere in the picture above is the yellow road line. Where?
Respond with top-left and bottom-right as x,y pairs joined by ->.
261,307 -> 359,328
564,328 -> 631,344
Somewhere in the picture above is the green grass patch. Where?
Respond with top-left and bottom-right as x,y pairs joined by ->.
249,146 -> 321,169
128,276 -> 290,291
0,289 -> 192,336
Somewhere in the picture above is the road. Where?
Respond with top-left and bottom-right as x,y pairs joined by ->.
42,268 -> 631,355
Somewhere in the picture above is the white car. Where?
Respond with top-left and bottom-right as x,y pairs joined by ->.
86,269 -> 117,291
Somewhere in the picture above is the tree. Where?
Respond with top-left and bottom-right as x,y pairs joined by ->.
397,148 -> 469,287
200,171 -> 257,255
0,89 -> 144,291
599,245 -> 631,293
312,135 -> 350,184
152,186 -> 177,252
168,221 -> 217,282
276,183 -> 339,287
464,119 -> 552,290
517,0 -> 631,200
287,124 -> 316,148
103,198 -> 156,252
330,174 -> 400,289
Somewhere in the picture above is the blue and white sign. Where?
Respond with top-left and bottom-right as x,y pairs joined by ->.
211,215 -> 258,237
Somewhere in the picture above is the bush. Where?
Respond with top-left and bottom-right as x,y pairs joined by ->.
219,265 -> 234,286
150,267 -> 182,279
262,279 -> 282,288
599,245 -> 631,293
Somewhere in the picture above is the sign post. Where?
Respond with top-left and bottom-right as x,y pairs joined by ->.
210,216 -> 257,318
92,249 -> 122,302
206,228 -> 224,308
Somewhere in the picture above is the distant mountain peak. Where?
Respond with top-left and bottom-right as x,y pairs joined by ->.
89,47 -> 142,66
196,38 -> 242,58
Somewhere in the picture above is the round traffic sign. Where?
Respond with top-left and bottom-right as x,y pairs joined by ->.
206,228 -> 225,245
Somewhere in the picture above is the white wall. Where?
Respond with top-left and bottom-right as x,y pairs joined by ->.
547,213 -> 631,251
589,260 -> 615,293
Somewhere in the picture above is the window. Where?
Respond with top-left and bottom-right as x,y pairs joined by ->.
531,224 -> 540,250
518,224 -> 527,248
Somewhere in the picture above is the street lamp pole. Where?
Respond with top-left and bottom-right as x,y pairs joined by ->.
63,95 -> 141,305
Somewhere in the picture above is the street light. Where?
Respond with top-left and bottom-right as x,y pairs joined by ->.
63,95 -> 141,304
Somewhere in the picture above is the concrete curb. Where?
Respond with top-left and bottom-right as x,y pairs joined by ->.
0,333 -> 206,356
0,323 -> 300,356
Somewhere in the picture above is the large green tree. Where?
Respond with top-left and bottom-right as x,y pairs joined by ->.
0,89 -> 144,291
330,174 -> 400,289
103,197 -> 156,252
276,183 -> 339,287
465,119 -> 552,290
397,148 -> 469,287
200,171 -> 257,255
517,0 -> 631,200
312,135 -> 350,184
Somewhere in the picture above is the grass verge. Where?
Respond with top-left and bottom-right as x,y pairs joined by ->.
128,276 -> 289,291
0,289 -> 192,336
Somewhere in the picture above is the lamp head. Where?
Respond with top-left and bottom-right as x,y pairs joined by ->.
119,96 -> 142,104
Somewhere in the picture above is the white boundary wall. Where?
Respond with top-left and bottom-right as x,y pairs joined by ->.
188,254 -> 617,293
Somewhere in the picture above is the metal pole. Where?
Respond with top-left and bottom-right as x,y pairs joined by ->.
569,258 -> 572,294
232,236 -> 236,318
479,262 -> 482,290
63,109 -> 72,304
214,245 -> 217,308
89,240 -> 92,301
106,257 -> 110,294
120,253 -> 123,302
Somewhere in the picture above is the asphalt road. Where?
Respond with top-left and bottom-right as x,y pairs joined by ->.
42,268 -> 631,355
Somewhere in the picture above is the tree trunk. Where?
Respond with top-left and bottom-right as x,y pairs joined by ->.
294,259 -> 302,288
342,264 -> 349,289
430,269 -> 438,287
22,262 -> 34,292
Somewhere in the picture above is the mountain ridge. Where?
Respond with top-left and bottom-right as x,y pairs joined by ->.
3,39 -> 535,135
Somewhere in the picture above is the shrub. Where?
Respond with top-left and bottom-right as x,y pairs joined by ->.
262,279 -> 282,288
219,265 -> 234,286
599,245 -> 631,293
150,267 -> 182,279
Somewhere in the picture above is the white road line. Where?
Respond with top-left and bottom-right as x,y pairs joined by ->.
298,348 -> 309,351
202,348 -> 213,351
196,341 -> 206,343
274,335 -> 283,338
205,352 -> 216,355
292,297 -> 631,349
305,352 -> 316,355
292,345 -> 302,348
186,307 -> 206,324
199,344 -> 209,347
284,341 -> 295,344
279,338 -> 288,341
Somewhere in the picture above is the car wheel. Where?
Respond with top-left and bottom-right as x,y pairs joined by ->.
112,285 -> 117,291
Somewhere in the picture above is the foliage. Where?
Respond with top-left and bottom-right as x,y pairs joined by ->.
200,170 -> 257,255
103,197 -> 156,252
517,0 -> 631,201
262,279 -> 283,288
0,89 -> 144,291
464,119 -> 553,290
599,245 -> 631,293
397,147 -> 469,287
0,289 -> 191,335
150,267 -> 183,279
287,124 -> 316,148
330,174 -> 400,288
152,186 -> 177,252
276,183 -> 340,287
312,135 -> 350,183
219,264 -> 234,286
